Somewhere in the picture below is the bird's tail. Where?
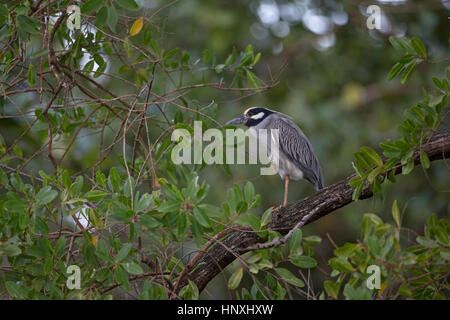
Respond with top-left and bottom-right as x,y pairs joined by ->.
314,169 -> 325,191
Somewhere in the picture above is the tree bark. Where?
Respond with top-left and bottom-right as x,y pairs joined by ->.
176,131 -> 450,296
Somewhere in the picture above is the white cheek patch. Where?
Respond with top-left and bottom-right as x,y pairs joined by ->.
251,112 -> 265,120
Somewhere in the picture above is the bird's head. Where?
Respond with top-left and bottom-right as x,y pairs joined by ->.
226,107 -> 275,127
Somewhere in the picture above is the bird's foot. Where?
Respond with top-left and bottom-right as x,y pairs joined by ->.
272,204 -> 285,214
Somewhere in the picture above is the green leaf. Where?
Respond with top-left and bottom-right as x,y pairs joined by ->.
275,267 -> 304,287
392,200 -> 401,227
115,243 -> 132,263
387,62 -> 403,80
324,280 -> 339,299
202,49 -> 211,65
179,280 -> 199,300
236,214 -> 260,231
157,201 -> 180,213
150,39 -> 160,56
354,152 -> 372,170
244,181 -> 255,203
93,54 -> 107,78
135,193 -> 153,213
290,254 -> 317,269
32,215 -> 49,234
139,214 -> 160,229
29,49 -> 49,60
0,4 -> 8,25
17,15 -> 40,34
193,206 -> 210,228
228,267 -> 243,290
84,60 -> 95,72
289,229 -> 303,254
349,176 -> 363,188
36,186 -> 58,206
366,235 -> 382,256
115,0 -> 139,10
432,77 -> 444,91
27,63 -> 36,86
416,236 -> 437,248
380,140 -> 401,158
400,61 -> 418,85
329,257 -> 354,273
435,225 -> 449,246
389,37 -> 414,55
55,237 -> 67,256
260,207 -> 272,227
181,51 -> 190,65
215,64 -> 225,74
367,166 -> 383,183
81,0 -> 104,13
62,170 -> 71,189
122,262 -> 144,275
440,250 -> 450,261
360,147 -> 383,167
246,70 -> 259,88
303,235 -> 322,245
411,37 -> 426,58
252,52 -> 261,66
94,6 -> 108,27
114,266 -> 130,291
0,168 -> 8,187
334,243 -> 359,258
420,151 -> 430,169
397,284 -> 412,297
108,167 -> 121,192
96,170 -> 107,188
43,257 -> 53,275
85,190 -> 108,201
3,244 -> 22,257
107,5 -> 118,32
240,53 -> 253,67
389,36 -> 405,53
72,176 -> 84,194
5,281 -> 22,298
402,158 -> 414,175
224,48 -> 237,66
13,145 -> 23,157
343,284 -> 372,300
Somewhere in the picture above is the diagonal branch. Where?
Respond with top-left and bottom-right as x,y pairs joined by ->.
174,131 -> 450,296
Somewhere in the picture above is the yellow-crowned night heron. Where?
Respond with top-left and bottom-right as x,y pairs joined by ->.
226,107 -> 324,208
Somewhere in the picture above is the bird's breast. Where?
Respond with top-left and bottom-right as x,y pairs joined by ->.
251,127 -> 304,181
275,155 -> 304,180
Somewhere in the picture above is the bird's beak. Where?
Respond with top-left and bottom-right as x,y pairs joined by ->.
226,114 -> 248,125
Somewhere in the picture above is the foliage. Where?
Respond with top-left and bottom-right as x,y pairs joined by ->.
324,208 -> 449,300
349,37 -> 449,200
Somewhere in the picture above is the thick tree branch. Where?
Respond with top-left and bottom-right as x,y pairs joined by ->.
176,131 -> 450,296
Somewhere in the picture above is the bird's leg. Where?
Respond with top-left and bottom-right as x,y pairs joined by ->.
273,175 -> 290,213
283,175 -> 290,207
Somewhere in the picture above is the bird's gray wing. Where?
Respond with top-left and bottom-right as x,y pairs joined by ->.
269,117 -> 324,190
